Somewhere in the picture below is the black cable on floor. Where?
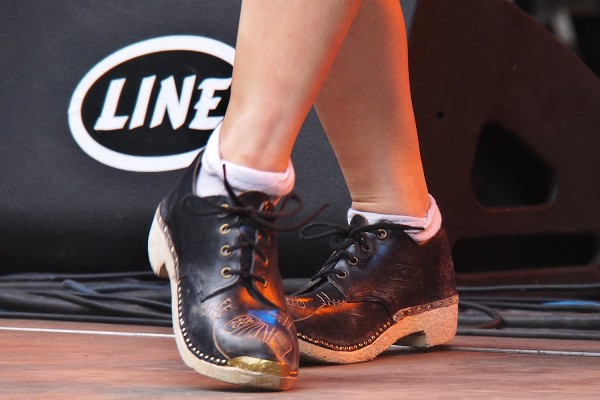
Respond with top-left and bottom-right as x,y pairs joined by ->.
458,301 -> 503,329
457,283 -> 600,293
0,273 -> 598,342
457,327 -> 600,341
0,311 -> 171,327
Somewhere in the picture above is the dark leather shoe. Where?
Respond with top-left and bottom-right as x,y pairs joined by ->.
287,215 -> 458,364
148,151 -> 298,390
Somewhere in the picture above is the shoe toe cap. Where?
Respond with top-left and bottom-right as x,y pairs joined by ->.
214,309 -> 299,371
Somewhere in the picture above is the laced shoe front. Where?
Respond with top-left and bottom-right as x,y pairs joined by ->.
287,215 -> 458,364
148,151 -> 300,390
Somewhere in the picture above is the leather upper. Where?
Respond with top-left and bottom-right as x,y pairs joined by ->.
159,152 -> 298,368
287,215 -> 457,349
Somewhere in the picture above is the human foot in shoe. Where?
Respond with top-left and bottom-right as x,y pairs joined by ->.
286,215 -> 458,364
148,151 -> 298,390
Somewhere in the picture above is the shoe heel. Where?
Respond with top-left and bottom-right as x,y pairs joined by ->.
148,209 -> 173,279
397,301 -> 458,348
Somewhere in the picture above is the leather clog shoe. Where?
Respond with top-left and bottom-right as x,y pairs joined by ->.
148,151 -> 298,390
287,215 -> 458,364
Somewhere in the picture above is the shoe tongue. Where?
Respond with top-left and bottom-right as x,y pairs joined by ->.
237,191 -> 273,210
349,213 -> 369,228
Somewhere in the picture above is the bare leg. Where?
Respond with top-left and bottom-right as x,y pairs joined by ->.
220,0 -> 362,172
151,3 -> 364,389
288,4 -> 456,365
315,0 -> 429,217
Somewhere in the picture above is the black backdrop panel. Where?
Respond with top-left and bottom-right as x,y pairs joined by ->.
0,0 -> 348,275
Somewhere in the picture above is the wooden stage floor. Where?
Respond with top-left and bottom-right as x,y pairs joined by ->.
1,318 -> 599,399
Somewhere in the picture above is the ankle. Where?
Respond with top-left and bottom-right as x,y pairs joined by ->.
219,117 -> 295,172
350,195 -> 429,218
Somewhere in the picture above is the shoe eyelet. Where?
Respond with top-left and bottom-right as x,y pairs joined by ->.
220,245 -> 233,257
218,203 -> 230,217
376,229 -> 388,240
347,256 -> 359,266
259,201 -> 272,212
262,279 -> 269,288
336,271 -> 349,278
219,224 -> 231,234
263,257 -> 269,267
361,244 -> 370,252
221,267 -> 233,279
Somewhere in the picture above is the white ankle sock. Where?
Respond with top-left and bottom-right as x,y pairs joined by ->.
347,195 -> 442,244
195,125 -> 296,197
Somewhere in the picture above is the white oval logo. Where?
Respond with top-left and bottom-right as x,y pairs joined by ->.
68,35 -> 234,172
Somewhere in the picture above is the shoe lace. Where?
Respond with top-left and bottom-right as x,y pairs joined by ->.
300,220 -> 423,280
182,166 -> 326,285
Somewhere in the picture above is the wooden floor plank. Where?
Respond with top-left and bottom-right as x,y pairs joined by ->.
1,319 -> 599,399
